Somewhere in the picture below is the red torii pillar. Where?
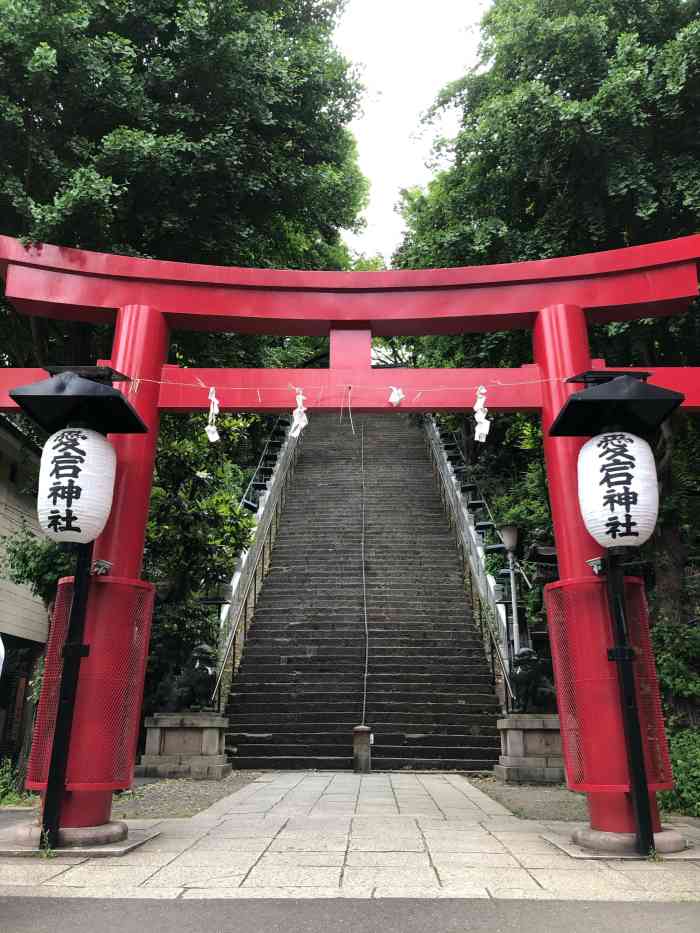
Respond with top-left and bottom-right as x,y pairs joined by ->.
1,233 -> 700,846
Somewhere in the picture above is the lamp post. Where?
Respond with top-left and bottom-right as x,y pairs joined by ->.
10,368 -> 146,849
498,524 -> 521,657
550,372 -> 684,856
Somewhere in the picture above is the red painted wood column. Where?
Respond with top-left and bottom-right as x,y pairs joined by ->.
94,306 -> 169,577
57,305 -> 168,828
534,304 -> 661,835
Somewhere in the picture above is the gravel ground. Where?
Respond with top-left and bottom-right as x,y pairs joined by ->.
466,775 -> 590,821
110,770 -> 261,820
466,775 -> 699,829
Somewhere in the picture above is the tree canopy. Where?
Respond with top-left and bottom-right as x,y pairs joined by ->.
397,0 -> 700,269
0,0 -> 368,701
395,0 -> 700,754
0,0 -> 366,269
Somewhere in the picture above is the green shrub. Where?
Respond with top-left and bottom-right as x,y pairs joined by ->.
0,756 -> 26,806
659,729 -> 700,817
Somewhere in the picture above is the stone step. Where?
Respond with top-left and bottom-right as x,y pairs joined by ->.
235,673 -> 494,686
367,758 -> 494,771
226,721 -> 499,736
225,731 -> 500,747
244,637 -> 484,649
233,678 -> 492,690
371,744 -> 498,761
230,698 -> 499,714
228,755 -> 492,771
227,710 -> 499,726
229,755 -> 354,770
248,612 -> 473,623
242,646 -> 487,658
247,628 -> 480,639
236,662 -> 491,675
230,682 -> 493,698
227,742 -> 498,762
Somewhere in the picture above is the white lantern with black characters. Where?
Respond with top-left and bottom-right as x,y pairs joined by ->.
577,431 -> 658,548
37,428 -> 116,544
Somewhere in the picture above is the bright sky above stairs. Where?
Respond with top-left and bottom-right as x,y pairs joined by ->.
335,0 -> 489,264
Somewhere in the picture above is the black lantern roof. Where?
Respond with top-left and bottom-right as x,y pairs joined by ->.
549,373 -> 684,437
9,370 -> 147,434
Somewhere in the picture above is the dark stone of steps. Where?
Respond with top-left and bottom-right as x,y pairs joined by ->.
225,412 -> 501,772
368,758 -> 494,771
231,683 -> 493,698
237,662 -> 491,674
228,711 -> 498,727
243,646 -> 488,659
230,756 -> 354,769
232,698 -> 499,715
235,672 -> 493,685
229,743 -> 353,758
371,744 -> 498,761
226,731 -> 500,748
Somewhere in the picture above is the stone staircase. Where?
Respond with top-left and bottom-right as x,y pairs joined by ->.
225,413 -> 501,770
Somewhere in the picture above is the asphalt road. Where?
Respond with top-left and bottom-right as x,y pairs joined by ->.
1,897 -> 698,933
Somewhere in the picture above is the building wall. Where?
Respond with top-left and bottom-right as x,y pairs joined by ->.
0,426 -> 48,645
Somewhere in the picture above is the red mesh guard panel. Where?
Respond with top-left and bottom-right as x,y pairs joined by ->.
544,577 -> 673,793
26,580 -> 73,789
27,576 -> 155,791
624,581 -> 673,786
544,584 -> 584,786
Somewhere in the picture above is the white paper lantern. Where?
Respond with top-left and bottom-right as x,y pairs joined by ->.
578,431 -> 658,548
37,428 -> 116,544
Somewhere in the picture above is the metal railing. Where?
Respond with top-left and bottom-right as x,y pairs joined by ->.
211,423 -> 302,710
423,416 -> 515,710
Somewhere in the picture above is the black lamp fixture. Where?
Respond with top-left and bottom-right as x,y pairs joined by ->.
549,372 -> 684,437
9,369 -> 146,435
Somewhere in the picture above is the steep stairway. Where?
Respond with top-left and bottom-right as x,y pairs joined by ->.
225,413 -> 501,770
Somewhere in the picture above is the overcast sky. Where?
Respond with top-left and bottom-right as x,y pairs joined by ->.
334,0 -> 490,263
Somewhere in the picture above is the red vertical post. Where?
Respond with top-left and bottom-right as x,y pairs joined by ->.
534,303 -> 660,836
57,305 -> 168,829
329,328 -> 372,370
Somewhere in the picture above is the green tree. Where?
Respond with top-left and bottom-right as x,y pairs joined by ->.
0,0 -> 367,364
0,0 -> 367,695
397,0 -> 700,269
395,0 -> 700,748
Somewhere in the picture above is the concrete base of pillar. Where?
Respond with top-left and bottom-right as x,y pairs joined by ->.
496,714 -> 565,784
134,711 -> 232,780
134,755 -> 231,780
572,826 -> 688,855
11,820 -> 128,848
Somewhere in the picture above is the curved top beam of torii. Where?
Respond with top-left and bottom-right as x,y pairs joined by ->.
1,233 -> 699,336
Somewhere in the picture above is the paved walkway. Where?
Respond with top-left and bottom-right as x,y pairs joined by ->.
1,773 -> 699,901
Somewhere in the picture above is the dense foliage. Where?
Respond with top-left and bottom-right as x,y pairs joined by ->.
397,0 -> 700,268
0,0 -> 367,699
659,728 -> 700,816
0,0 -> 365,268
396,0 -> 700,808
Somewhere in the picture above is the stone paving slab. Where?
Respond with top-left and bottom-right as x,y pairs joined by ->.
0,771 -> 698,901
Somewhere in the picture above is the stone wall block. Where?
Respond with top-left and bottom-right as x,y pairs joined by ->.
135,712 -> 231,780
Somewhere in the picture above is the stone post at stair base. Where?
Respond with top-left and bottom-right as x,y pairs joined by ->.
494,714 -> 565,784
135,712 -> 231,780
353,725 -> 372,774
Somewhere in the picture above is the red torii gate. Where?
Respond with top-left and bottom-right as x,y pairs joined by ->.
2,232 -> 700,846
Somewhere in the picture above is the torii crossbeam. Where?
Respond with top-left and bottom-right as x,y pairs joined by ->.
2,233 -> 699,849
